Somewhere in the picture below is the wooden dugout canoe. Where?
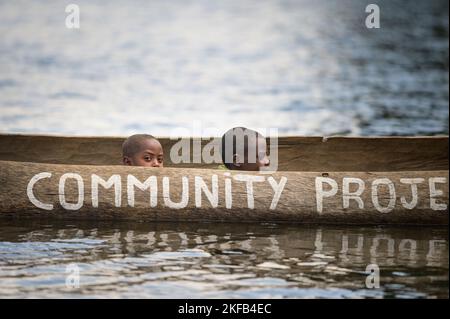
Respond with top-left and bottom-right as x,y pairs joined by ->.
0,133 -> 448,225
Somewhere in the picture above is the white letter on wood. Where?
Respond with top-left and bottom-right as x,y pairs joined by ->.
371,178 -> 396,213
127,175 -> 157,207
163,176 -> 189,209
195,175 -> 219,208
224,172 -> 232,209
59,173 -> 84,210
315,177 -> 338,214
400,178 -> 424,209
234,175 -> 265,209
91,174 -> 121,208
267,176 -> 287,210
429,177 -> 448,211
27,172 -> 53,210
343,177 -> 365,209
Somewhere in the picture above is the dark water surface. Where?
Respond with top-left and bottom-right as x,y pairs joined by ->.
0,0 -> 448,136
0,220 -> 447,298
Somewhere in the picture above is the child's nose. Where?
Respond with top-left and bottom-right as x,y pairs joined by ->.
151,159 -> 161,167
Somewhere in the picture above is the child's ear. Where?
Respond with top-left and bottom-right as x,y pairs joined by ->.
123,156 -> 132,166
232,154 -> 242,167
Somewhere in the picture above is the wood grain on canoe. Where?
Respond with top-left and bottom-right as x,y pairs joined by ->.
0,134 -> 448,171
1,160 -> 447,225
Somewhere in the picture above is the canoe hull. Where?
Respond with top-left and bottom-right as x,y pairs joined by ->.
0,134 -> 448,171
1,160 -> 448,225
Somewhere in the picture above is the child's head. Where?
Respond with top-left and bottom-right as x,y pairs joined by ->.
221,127 -> 270,171
122,134 -> 164,167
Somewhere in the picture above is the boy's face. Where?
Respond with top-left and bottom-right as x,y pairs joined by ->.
234,136 -> 270,171
124,139 -> 164,167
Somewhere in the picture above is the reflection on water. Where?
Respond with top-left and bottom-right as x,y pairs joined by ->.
0,220 -> 447,298
0,0 -> 448,136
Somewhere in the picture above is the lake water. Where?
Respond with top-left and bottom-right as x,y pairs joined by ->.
0,220 -> 448,298
0,0 -> 448,299
0,0 -> 448,136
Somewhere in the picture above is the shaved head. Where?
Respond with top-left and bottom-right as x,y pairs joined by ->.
122,134 -> 158,157
220,127 -> 269,171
